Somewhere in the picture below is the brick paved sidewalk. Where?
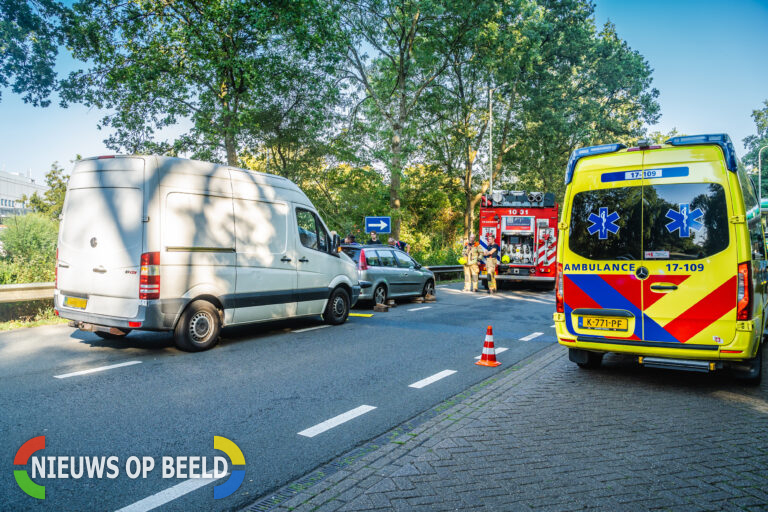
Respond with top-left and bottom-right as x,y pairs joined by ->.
245,345 -> 768,512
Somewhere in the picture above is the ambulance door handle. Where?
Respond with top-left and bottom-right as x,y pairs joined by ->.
650,284 -> 677,291
299,257 -> 309,263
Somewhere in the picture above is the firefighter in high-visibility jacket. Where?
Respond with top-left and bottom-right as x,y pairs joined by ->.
461,235 -> 482,292
483,232 -> 500,294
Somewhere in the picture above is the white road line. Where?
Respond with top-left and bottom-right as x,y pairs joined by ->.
408,370 -> 457,389
477,295 -> 493,300
408,306 -> 432,312
550,324 -> 556,328
502,295 -> 548,304
520,332 -> 544,341
114,473 -> 224,512
54,361 -> 141,379
292,325 -> 331,334
475,347 -> 509,359
441,288 -> 463,293
298,405 -> 376,438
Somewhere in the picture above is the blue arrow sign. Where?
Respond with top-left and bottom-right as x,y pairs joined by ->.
364,216 -> 391,233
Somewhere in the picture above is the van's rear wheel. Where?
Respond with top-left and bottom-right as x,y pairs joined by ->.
95,329 -> 131,340
174,300 -> 221,352
734,343 -> 763,386
569,348 -> 603,369
324,288 -> 350,325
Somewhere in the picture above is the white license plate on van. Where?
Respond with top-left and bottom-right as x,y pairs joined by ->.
64,296 -> 88,309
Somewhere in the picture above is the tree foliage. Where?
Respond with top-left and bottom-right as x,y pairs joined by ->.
21,160 -> 68,219
5,0 -> 664,264
0,0 -> 63,106
61,0 -> 343,167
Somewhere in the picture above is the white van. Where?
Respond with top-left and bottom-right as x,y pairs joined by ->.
55,155 -> 360,351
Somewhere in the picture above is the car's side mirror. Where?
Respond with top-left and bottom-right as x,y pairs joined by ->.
414,263 -> 422,270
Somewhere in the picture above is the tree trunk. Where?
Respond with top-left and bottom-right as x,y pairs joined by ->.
390,123 -> 402,239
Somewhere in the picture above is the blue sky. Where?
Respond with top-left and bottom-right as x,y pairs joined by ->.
1,0 -> 767,180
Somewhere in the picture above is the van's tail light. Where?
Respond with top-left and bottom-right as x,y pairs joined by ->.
55,248 -> 58,290
737,262 -> 751,320
358,249 -> 368,270
555,262 -> 564,313
140,252 -> 160,300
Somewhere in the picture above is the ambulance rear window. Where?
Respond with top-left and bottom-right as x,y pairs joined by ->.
569,187 -> 642,260
643,183 -> 729,259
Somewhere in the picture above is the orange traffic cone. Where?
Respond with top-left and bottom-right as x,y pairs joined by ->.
476,325 -> 501,367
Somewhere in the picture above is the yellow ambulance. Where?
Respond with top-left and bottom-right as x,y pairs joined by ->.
555,134 -> 765,384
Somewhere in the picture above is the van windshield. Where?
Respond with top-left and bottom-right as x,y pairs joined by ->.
569,183 -> 729,261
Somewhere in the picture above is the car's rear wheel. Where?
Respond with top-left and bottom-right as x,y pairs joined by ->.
422,280 -> 435,297
95,329 -> 131,340
569,348 -> 603,369
324,287 -> 350,325
174,300 -> 221,352
373,284 -> 387,305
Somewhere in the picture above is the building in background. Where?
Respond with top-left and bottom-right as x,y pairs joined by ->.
0,170 -> 48,219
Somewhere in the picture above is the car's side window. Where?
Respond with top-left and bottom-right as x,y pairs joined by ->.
365,249 -> 380,267
378,250 -> 397,267
296,208 -> 329,253
394,251 -> 412,268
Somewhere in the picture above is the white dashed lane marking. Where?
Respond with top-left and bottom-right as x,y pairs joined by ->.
408,306 -> 432,312
114,473 -> 225,512
298,405 -> 377,438
54,361 -> 142,379
292,325 -> 331,333
408,370 -> 457,389
475,347 -> 508,359
520,332 -> 544,341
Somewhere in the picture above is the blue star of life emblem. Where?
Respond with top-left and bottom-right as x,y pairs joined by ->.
587,207 -> 620,240
665,203 -> 703,237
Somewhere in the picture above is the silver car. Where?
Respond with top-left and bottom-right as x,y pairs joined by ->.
341,244 -> 435,304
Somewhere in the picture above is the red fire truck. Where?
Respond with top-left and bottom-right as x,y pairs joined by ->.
478,190 -> 559,289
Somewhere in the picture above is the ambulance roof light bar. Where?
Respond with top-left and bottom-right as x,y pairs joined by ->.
664,133 -> 738,172
565,143 -> 626,185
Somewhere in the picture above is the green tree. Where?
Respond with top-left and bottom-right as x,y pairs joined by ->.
0,0 -> 65,106
21,160 -> 68,219
62,0 -> 342,167
743,100 -> 768,198
341,0 -> 473,238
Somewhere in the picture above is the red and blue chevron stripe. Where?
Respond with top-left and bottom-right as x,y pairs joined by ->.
564,273 -> 736,343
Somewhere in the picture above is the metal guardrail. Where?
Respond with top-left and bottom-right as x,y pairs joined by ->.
425,265 -> 463,275
0,282 -> 54,303
0,270 -> 464,303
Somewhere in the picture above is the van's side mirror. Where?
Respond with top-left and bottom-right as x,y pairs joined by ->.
331,234 -> 341,254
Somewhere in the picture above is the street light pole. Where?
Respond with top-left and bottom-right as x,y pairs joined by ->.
488,87 -> 493,196
759,145 -> 768,208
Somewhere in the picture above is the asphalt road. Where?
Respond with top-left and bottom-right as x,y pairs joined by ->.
0,283 -> 556,511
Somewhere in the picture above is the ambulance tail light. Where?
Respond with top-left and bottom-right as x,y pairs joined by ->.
140,252 -> 160,300
555,262 -> 564,313
737,262 -> 751,320
358,249 -> 368,271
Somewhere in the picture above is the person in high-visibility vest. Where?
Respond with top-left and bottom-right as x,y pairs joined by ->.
461,235 -> 482,292
483,232 -> 500,294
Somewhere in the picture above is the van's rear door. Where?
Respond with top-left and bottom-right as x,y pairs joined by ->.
640,148 -> 736,346
563,152 -> 644,340
57,157 -> 145,319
